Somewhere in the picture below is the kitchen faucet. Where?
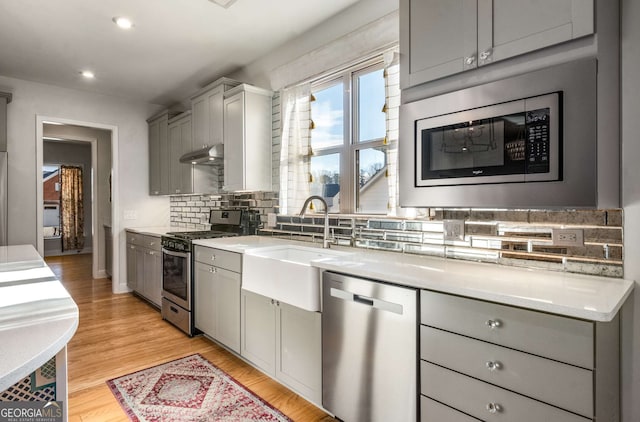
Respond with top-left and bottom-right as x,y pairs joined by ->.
299,195 -> 333,248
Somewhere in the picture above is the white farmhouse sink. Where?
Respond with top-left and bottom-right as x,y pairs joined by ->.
242,245 -> 352,311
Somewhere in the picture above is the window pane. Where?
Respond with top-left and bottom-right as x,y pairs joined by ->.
311,82 -> 344,150
357,69 -> 386,143
310,153 -> 340,212
357,147 -> 387,213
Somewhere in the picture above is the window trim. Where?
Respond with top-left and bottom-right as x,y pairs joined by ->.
310,58 -> 388,214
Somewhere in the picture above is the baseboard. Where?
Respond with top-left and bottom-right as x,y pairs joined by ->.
95,269 -> 108,279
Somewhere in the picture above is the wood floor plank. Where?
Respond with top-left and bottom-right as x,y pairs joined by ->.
47,254 -> 331,421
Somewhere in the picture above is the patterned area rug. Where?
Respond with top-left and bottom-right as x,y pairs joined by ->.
107,354 -> 292,422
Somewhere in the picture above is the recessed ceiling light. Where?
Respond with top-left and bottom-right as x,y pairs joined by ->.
81,70 -> 95,79
112,16 -> 134,29
208,0 -> 238,9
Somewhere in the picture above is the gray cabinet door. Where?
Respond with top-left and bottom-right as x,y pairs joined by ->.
214,267 -> 241,354
143,249 -> 162,307
135,246 -> 145,296
191,94 -> 207,150
400,0 -> 478,88
168,114 -> 192,194
126,243 -> 137,290
149,114 -> 170,195
223,92 -> 245,192
148,119 -> 161,195
477,0 -> 594,66
275,302 -> 322,405
194,261 -> 216,337
158,115 -> 170,194
208,87 -> 224,147
169,122 -> 183,195
241,289 -> 276,375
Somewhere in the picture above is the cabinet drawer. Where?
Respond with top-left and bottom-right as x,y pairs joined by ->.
140,234 -> 161,251
421,396 -> 478,422
126,231 -> 139,245
194,246 -> 241,272
421,361 -> 589,422
126,232 -> 161,251
420,325 -> 593,418
420,290 -> 593,368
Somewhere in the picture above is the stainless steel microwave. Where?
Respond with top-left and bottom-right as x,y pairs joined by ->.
416,92 -> 561,187
399,59 -> 598,208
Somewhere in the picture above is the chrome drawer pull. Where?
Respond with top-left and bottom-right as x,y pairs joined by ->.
211,255 -> 216,261
485,360 -> 502,371
208,267 -> 216,273
486,319 -> 502,329
486,403 -> 502,414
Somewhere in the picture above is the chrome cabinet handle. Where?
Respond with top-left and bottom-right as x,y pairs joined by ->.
486,403 -> 502,414
486,360 -> 502,371
210,255 -> 216,261
208,267 -> 216,273
486,319 -> 502,329
465,55 -> 476,65
480,49 -> 493,61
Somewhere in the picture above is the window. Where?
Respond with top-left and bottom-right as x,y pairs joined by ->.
307,60 -> 394,214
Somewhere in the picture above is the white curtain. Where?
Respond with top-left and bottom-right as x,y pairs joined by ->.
279,84 -> 312,215
384,50 -> 401,216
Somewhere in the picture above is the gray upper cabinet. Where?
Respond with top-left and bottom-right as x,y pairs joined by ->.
168,112 -> 193,195
401,0 -> 594,88
401,0 -> 478,88
147,110 -> 174,195
223,84 -> 273,192
191,77 -> 240,151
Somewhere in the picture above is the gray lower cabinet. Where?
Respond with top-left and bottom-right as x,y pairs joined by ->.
194,246 -> 242,353
240,289 -> 322,405
125,231 -> 162,307
419,290 -> 620,422
126,242 -> 137,291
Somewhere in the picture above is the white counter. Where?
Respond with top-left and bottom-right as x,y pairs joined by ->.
195,236 -> 634,322
0,245 -> 79,392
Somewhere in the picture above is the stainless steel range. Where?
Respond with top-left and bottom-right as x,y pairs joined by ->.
160,209 -> 258,336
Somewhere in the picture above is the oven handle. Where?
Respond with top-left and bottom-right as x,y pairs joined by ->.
162,248 -> 190,259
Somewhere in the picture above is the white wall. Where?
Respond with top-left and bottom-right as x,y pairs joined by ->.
227,0 -> 398,89
621,0 -> 640,420
0,75 -> 167,293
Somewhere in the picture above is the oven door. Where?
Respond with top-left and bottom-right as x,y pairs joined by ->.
161,248 -> 191,310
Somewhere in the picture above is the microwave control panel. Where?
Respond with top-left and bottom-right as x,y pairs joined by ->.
525,108 -> 551,174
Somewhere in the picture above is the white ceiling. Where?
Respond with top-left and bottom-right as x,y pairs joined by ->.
0,0 -> 360,106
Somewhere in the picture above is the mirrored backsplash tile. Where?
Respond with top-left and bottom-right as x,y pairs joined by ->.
259,208 -> 624,278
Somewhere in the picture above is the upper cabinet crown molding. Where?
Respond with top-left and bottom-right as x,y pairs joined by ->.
189,77 -> 241,101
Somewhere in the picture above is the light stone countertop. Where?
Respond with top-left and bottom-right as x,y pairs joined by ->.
0,245 -> 79,392
195,236 -> 634,322
125,226 -> 192,237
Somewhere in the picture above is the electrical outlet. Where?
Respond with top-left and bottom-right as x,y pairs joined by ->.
443,219 -> 465,241
123,210 -> 138,220
552,228 -> 584,247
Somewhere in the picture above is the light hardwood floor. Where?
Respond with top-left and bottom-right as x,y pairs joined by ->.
46,254 -> 333,422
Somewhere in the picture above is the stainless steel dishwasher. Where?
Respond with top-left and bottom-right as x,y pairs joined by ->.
322,271 -> 417,422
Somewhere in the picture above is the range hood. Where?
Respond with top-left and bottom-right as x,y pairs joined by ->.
179,144 -> 224,165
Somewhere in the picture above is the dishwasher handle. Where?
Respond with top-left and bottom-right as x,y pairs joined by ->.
330,287 -> 404,315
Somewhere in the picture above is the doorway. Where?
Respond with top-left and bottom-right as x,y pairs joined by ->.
42,141 -> 92,257
36,118 -> 115,281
